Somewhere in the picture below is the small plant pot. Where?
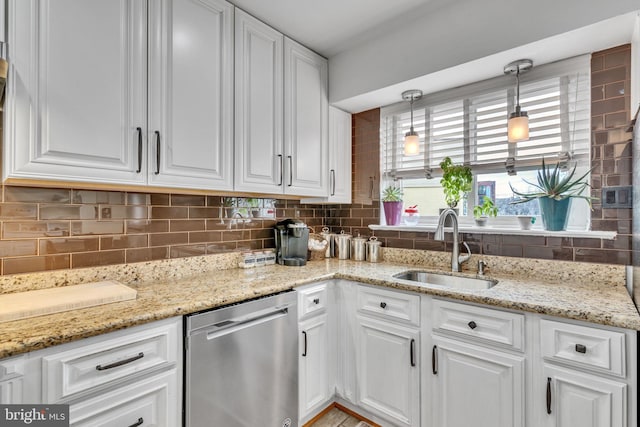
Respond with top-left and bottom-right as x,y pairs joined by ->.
539,198 -> 571,231
383,201 -> 403,226
474,217 -> 488,227
517,216 -> 534,230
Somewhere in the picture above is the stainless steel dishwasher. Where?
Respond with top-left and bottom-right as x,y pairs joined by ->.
184,291 -> 298,427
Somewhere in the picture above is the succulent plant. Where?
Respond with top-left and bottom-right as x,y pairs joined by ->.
509,158 -> 595,206
382,185 -> 403,202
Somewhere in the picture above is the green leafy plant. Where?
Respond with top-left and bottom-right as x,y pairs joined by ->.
509,158 -> 595,206
440,157 -> 473,208
382,185 -> 403,202
473,196 -> 498,219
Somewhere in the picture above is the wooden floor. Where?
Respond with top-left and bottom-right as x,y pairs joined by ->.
308,406 -> 374,427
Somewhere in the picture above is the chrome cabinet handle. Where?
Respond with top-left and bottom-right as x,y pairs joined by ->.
468,321 -> 477,330
96,352 -> 144,371
546,377 -> 552,414
302,331 -> 307,357
380,302 -> 387,309
287,155 -> 293,186
432,345 -> 438,375
330,169 -> 336,196
136,127 -> 142,173
369,176 -> 374,199
410,339 -> 416,367
128,417 -> 144,427
277,154 -> 283,186
575,344 -> 587,354
154,130 -> 161,175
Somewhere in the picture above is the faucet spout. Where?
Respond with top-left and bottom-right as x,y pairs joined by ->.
434,208 -> 470,272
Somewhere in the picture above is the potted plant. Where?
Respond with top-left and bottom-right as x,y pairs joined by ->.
509,158 -> 594,231
473,196 -> 498,226
382,185 -> 403,226
440,157 -> 473,209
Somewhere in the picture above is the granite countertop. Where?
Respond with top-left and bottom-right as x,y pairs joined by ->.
1,251 -> 639,359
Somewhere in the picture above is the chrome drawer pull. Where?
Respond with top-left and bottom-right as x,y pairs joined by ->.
575,344 -> 587,354
380,302 -> 387,309
128,417 -> 144,427
468,321 -> 477,330
96,352 -> 144,371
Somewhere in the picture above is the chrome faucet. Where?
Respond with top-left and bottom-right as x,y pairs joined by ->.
434,208 -> 471,272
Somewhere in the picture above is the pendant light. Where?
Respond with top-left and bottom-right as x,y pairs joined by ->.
504,59 -> 533,143
402,89 -> 423,156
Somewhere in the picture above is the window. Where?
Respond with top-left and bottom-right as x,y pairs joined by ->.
380,55 -> 591,229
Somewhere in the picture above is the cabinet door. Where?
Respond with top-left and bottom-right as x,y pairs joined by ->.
299,314 -> 331,422
430,336 -> 525,427
284,38 -> 328,197
234,9 -> 284,194
148,0 -> 233,191
352,109 -> 379,205
328,107 -> 352,203
6,0 -> 147,184
356,315 -> 419,427
543,365 -> 627,427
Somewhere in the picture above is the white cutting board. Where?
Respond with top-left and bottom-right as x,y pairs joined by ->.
0,281 -> 137,322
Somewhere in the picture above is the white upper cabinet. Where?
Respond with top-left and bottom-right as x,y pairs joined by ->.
235,18 -> 329,197
301,106 -> 352,204
6,0 -> 147,185
148,0 -> 234,190
6,0 -> 234,191
234,9 -> 283,193
284,38 -> 328,197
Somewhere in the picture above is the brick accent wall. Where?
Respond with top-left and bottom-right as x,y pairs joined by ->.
322,45 -> 634,265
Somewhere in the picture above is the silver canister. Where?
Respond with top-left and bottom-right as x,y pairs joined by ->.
351,236 -> 367,261
366,236 -> 382,262
320,227 -> 335,258
335,231 -> 352,260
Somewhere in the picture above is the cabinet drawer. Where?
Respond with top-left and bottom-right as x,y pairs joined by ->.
0,355 -> 24,382
432,299 -> 524,351
540,319 -> 625,377
357,286 -> 420,326
298,283 -> 329,319
70,369 -> 179,426
43,318 -> 180,402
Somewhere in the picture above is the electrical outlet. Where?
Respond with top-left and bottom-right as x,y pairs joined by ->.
601,186 -> 633,208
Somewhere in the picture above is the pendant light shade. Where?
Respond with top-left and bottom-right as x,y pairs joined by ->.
504,59 -> 533,143
402,90 -> 423,156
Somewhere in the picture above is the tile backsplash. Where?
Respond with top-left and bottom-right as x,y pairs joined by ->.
0,187 -> 324,275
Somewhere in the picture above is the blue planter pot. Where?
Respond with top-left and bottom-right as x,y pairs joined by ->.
538,198 -> 571,231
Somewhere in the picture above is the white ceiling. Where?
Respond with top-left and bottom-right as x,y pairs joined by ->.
230,0 -> 437,57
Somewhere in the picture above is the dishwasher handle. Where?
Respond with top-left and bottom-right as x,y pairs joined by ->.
203,305 -> 292,341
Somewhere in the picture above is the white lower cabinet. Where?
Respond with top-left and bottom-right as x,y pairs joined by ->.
429,336 -> 525,427
298,282 -> 335,424
2,317 -> 182,427
69,368 -> 178,427
542,364 -> 627,427
299,313 -> 332,420
356,315 -> 419,427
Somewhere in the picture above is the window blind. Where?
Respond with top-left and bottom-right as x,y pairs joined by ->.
381,55 -> 591,180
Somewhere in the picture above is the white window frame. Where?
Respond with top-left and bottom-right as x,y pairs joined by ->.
379,55 -> 592,232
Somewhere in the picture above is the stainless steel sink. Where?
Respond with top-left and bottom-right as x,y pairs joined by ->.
392,270 -> 497,290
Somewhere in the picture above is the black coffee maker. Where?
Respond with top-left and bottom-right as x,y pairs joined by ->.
274,219 -> 309,266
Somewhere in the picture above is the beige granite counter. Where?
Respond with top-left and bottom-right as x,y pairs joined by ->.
1,249 -> 639,359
